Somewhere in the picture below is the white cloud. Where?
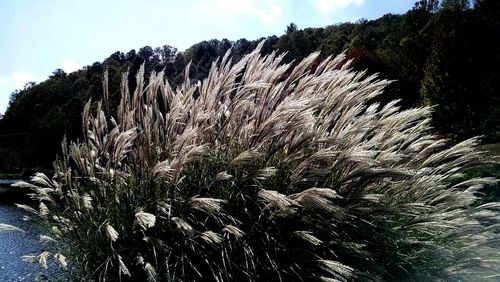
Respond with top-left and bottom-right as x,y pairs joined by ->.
192,0 -> 285,25
12,71 -> 35,88
0,75 -> 8,86
62,59 -> 79,73
260,4 -> 283,24
312,0 -> 365,12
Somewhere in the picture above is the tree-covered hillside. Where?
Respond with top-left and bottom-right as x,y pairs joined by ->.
0,0 -> 499,174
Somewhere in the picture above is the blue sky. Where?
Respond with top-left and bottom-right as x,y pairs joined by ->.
0,0 -> 415,114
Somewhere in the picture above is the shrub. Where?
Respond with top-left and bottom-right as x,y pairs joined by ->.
10,42 -> 500,281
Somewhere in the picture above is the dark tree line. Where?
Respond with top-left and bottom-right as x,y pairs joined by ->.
0,0 -> 498,174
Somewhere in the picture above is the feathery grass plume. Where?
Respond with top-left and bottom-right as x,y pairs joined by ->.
54,253 -> 68,270
104,223 -> 119,242
81,194 -> 93,209
39,235 -> 57,244
294,231 -> 323,246
15,203 -> 38,215
144,262 -> 157,282
0,223 -> 24,232
171,217 -> 194,235
10,41 -> 500,281
39,202 -> 49,217
22,255 -> 37,263
222,225 -> 245,238
255,167 -> 278,180
118,255 -> 131,277
11,181 -> 37,189
258,189 -> 297,212
135,212 -> 156,230
31,172 -> 54,188
39,251 -> 50,269
190,197 -> 226,214
318,260 -> 355,280
215,171 -> 232,181
200,230 -> 223,245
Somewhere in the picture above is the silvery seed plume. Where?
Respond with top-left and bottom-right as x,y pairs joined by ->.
0,224 -> 24,232
39,251 -> 50,269
54,253 -> 67,270
135,212 -> 156,230
200,230 -> 223,245
222,225 -> 245,238
105,223 -> 119,242
190,197 -> 226,214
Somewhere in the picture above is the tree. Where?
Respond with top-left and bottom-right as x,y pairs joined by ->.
125,49 -> 137,61
156,45 -> 177,63
420,7 -> 500,141
413,0 -> 440,12
50,68 -> 66,78
108,51 -> 125,62
441,0 -> 470,10
285,22 -> 298,34
473,0 -> 500,11
138,46 -> 154,60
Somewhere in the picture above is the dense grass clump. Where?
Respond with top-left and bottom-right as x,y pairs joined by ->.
9,43 -> 500,281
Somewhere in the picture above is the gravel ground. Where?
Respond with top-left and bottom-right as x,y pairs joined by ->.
0,185 -> 72,281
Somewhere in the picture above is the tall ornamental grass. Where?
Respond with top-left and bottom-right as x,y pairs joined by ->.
7,42 -> 500,281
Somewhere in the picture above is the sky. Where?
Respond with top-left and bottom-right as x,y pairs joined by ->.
0,0 -> 415,114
